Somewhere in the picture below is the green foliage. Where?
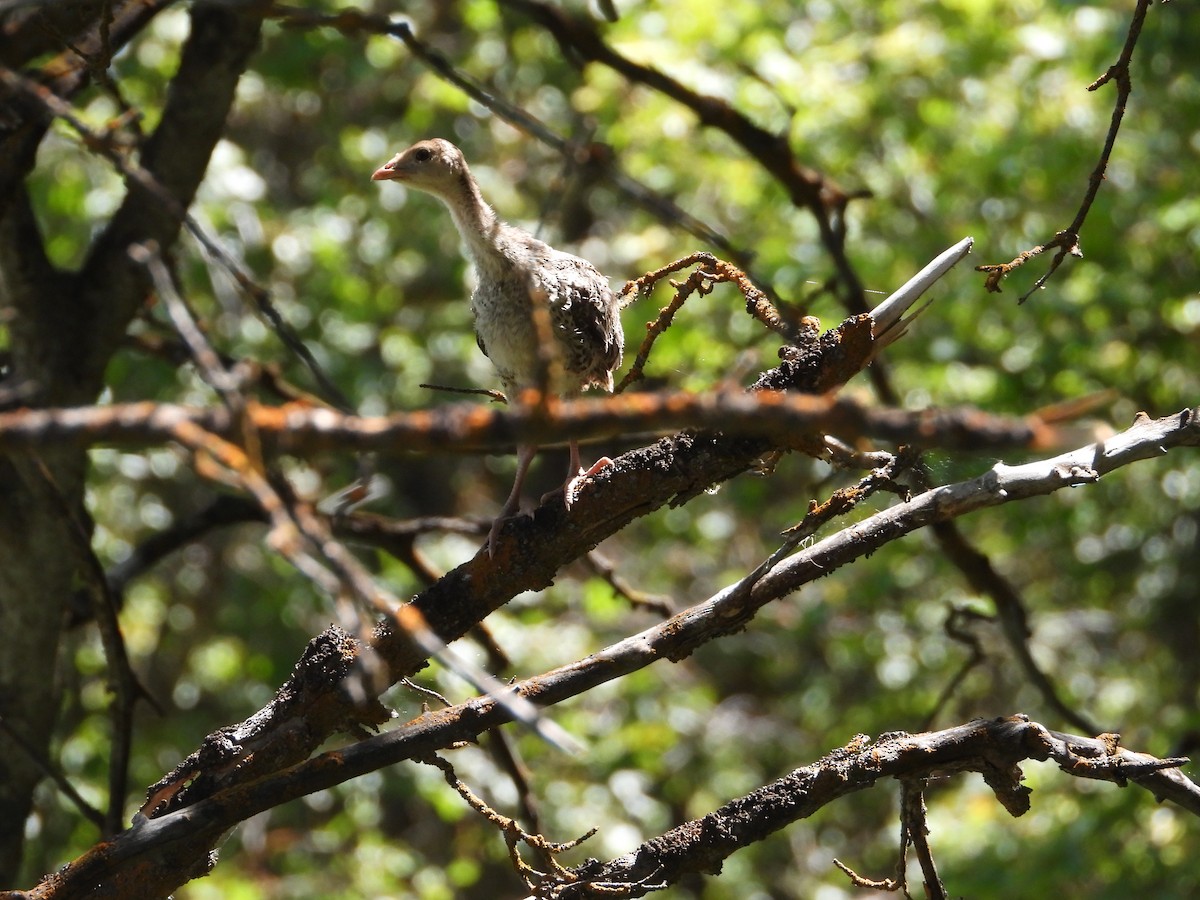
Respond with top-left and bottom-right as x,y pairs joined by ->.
19,0 -> 1200,897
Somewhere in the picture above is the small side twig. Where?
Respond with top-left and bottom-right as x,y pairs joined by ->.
931,519 -> 1101,735
421,753 -> 596,892
584,550 -> 675,616
919,605 -> 990,731
615,252 -> 789,394
420,382 -> 509,403
0,713 -> 107,832
831,857 -> 900,892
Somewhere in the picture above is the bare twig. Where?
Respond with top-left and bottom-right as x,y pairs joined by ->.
932,520 -> 1100,735
919,605 -> 990,731
975,0 -> 1153,300
421,754 -> 594,892
899,778 -> 946,900
485,729 -> 542,832
832,857 -> 900,892
420,382 -> 509,403
872,238 -> 974,348
615,252 -> 792,393
584,550 -> 674,616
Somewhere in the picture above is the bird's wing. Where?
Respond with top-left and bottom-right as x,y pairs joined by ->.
538,252 -> 624,389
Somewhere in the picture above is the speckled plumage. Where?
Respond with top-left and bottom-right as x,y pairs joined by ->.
373,138 -> 623,553
372,139 -> 622,398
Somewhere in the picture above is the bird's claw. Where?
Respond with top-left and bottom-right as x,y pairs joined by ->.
564,456 -> 614,510
489,456 -> 614,555
563,472 -> 585,510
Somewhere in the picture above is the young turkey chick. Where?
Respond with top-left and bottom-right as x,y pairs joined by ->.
372,139 -> 623,555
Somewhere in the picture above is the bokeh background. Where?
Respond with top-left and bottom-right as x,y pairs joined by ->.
15,0 -> 1200,896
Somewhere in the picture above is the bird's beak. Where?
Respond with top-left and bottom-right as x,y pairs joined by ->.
371,156 -> 403,181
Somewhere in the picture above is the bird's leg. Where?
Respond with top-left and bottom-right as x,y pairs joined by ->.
563,440 -> 613,510
488,443 -> 538,556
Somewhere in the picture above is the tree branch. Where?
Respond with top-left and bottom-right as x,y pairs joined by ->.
974,0 -> 1153,299
501,0 -> 872,316
76,1 -> 263,389
531,717 -> 1193,897
0,390 -> 1061,458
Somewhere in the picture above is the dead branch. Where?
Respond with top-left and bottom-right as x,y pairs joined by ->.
974,0 -> 1153,299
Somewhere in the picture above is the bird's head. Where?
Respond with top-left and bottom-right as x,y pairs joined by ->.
371,138 -> 470,199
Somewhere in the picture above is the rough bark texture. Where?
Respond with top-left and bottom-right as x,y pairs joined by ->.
0,1 -> 264,882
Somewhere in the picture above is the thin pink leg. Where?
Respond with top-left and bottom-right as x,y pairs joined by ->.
488,443 -> 538,556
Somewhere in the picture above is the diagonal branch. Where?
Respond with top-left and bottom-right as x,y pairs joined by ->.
974,0 -> 1153,300
931,520 -> 1100,734
75,1 -> 264,388
501,0 -> 871,314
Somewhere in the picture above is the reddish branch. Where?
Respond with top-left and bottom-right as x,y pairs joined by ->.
615,252 -> 795,392
0,390 -> 1055,457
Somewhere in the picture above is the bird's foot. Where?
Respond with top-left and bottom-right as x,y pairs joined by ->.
487,508 -> 529,557
563,456 -> 614,510
487,498 -> 527,558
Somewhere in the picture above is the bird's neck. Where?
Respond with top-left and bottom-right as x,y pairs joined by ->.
444,175 -> 508,272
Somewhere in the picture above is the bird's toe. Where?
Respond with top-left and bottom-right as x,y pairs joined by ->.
563,456 -> 614,509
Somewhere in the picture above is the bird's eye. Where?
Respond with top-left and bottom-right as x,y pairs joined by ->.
414,147 -> 433,163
